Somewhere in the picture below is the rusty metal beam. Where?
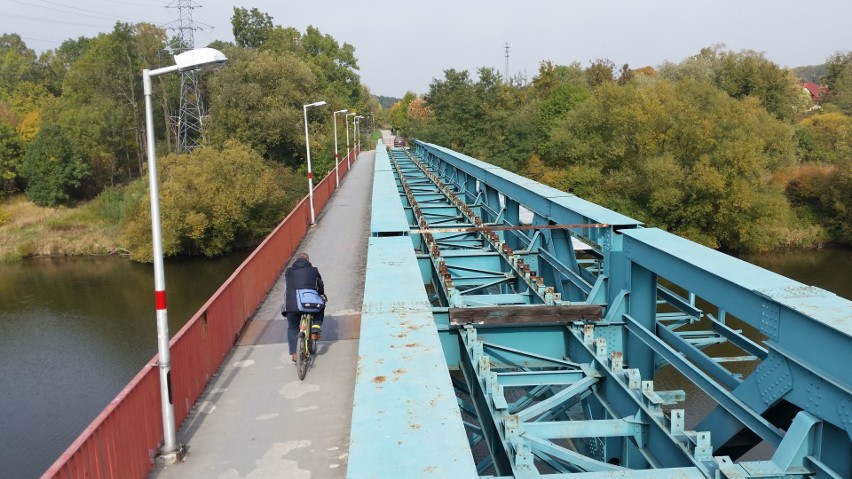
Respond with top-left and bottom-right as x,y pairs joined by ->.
409,223 -> 609,234
449,305 -> 602,325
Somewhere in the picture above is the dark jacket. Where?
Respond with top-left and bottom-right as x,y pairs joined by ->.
283,258 -> 325,312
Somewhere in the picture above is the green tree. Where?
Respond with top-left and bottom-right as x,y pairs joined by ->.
0,34 -> 38,99
548,78 -> 799,251
47,22 -> 168,188
585,58 -> 615,87
207,48 -> 319,165
388,91 -> 416,134
20,125 -> 91,206
0,117 -> 23,196
37,36 -> 94,96
822,52 -> 852,115
231,7 -> 273,48
121,141 -> 299,261
711,49 -> 807,122
424,69 -> 477,151
823,51 -> 852,91
660,46 -> 808,122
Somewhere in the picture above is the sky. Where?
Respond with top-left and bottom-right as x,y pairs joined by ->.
3,0 -> 851,98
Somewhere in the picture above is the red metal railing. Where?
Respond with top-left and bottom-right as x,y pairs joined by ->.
42,150 -> 359,478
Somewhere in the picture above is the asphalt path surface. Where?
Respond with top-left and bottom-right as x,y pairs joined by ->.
151,149 -> 375,479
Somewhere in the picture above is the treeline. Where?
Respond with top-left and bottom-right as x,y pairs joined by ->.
388,47 -> 852,253
0,7 -> 377,261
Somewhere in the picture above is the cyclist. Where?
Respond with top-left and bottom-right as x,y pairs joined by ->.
282,252 -> 326,363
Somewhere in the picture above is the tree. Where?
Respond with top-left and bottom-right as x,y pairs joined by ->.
37,36 -> 94,97
711,49 -> 808,122
388,91 -> 416,134
823,51 -> 852,91
547,78 -> 799,251
121,141 -> 299,261
0,34 -> 38,99
46,23 -> 168,188
0,117 -> 22,196
207,48 -> 319,165
660,46 -> 808,121
585,58 -> 615,87
231,7 -> 274,48
20,125 -> 90,206
423,69 -> 476,151
822,52 -> 852,115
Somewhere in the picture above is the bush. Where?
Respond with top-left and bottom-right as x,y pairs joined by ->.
122,141 -> 300,261
87,186 -> 127,223
795,112 -> 852,164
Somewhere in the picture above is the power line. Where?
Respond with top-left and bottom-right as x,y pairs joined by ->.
0,12 -> 112,28
9,0 -> 144,23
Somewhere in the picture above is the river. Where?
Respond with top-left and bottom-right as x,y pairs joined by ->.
0,253 -> 249,479
0,247 -> 849,478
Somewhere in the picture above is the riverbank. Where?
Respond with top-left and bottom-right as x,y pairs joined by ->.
0,195 -> 124,262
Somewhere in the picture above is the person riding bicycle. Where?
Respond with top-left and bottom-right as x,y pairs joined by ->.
282,252 -> 326,363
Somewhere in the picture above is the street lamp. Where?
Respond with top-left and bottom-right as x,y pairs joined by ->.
303,100 -> 327,225
142,46 -> 227,461
345,112 -> 356,170
355,115 -> 364,156
332,108 -> 348,187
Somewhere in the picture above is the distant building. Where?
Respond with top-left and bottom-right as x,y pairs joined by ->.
800,81 -> 826,102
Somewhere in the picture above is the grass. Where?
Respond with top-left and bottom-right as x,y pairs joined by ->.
0,194 -> 126,262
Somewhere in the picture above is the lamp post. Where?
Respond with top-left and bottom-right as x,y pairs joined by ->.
355,115 -> 364,157
303,100 -> 327,225
142,47 -> 227,460
345,112 -> 356,170
332,108 -> 348,187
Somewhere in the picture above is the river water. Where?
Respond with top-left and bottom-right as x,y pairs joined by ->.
0,253 -> 248,479
0,247 -> 848,478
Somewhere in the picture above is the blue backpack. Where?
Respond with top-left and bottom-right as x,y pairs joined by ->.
296,289 -> 324,313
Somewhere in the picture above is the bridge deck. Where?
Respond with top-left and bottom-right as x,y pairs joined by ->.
150,150 -> 375,479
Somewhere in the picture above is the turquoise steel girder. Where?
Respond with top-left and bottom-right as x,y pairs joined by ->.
373,142 -> 852,478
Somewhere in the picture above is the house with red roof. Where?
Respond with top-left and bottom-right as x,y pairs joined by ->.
800,81 -> 826,102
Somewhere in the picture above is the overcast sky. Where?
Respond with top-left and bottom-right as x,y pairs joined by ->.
4,0 -> 851,98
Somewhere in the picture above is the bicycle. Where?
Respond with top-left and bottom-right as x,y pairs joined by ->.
296,313 -> 318,380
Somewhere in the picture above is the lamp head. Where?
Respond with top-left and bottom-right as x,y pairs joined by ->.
334,109 -> 348,114
306,100 -> 327,108
174,47 -> 227,72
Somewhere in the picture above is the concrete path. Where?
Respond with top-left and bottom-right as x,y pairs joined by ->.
150,150 -> 375,479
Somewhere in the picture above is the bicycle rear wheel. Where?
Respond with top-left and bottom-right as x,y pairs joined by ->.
296,334 -> 308,380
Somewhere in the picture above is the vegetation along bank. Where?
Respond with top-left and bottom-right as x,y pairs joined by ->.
2,6 -> 850,261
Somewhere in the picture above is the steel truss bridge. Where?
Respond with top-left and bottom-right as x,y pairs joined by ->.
348,140 -> 852,478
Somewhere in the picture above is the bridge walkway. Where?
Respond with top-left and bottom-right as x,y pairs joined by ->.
150,149 -> 375,479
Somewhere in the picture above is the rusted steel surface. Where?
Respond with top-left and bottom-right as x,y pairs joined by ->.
409,222 -> 608,234
449,304 -> 603,325
42,154 -> 359,479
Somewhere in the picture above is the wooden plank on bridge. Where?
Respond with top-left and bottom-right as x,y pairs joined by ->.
449,304 -> 602,325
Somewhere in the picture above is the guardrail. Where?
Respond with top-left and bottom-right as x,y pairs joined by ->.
42,150 -> 359,478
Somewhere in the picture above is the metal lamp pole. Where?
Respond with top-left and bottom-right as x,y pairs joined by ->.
345,112 -> 356,169
303,100 -> 327,225
142,47 -> 226,460
355,115 -> 364,157
332,108 -> 348,187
